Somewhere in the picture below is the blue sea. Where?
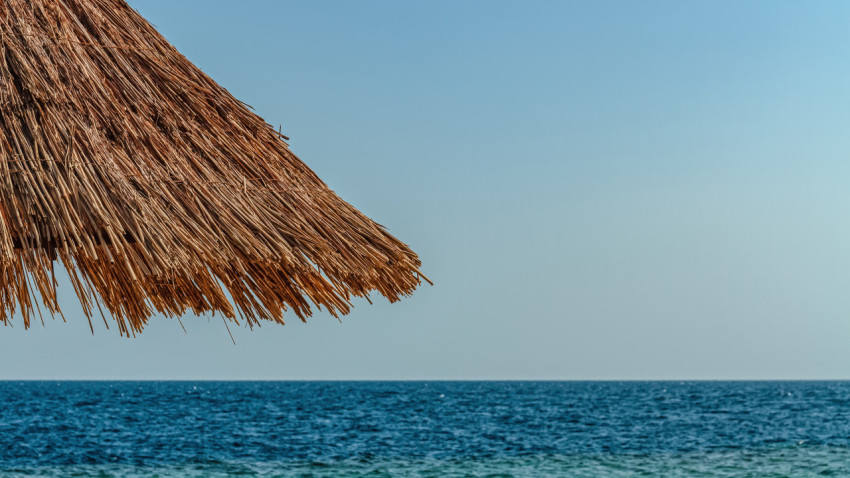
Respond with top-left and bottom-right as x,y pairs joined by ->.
2,381 -> 850,476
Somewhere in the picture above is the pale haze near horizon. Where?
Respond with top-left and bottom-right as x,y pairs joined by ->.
0,1 -> 849,380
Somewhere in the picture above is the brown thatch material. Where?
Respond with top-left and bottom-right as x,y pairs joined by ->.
0,0 -> 428,335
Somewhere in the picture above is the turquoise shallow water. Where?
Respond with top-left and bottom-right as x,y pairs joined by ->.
2,381 -> 850,476
9,449 -> 850,477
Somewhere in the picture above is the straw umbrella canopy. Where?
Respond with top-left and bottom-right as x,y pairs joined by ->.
0,0 -> 428,336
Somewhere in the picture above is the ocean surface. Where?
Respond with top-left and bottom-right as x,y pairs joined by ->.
1,381 -> 850,476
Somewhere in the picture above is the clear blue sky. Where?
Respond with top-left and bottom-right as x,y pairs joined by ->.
1,0 -> 850,379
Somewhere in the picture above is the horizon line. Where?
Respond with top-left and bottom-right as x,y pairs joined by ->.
1,378 -> 849,382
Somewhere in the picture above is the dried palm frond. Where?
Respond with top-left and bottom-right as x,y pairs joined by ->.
0,0 -> 428,335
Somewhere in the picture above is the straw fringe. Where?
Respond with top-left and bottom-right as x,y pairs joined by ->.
0,0 -> 426,335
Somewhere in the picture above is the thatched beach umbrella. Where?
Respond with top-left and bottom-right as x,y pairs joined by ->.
0,0 -> 428,336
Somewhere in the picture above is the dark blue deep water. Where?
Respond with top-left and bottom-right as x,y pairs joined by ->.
2,381 -> 850,476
